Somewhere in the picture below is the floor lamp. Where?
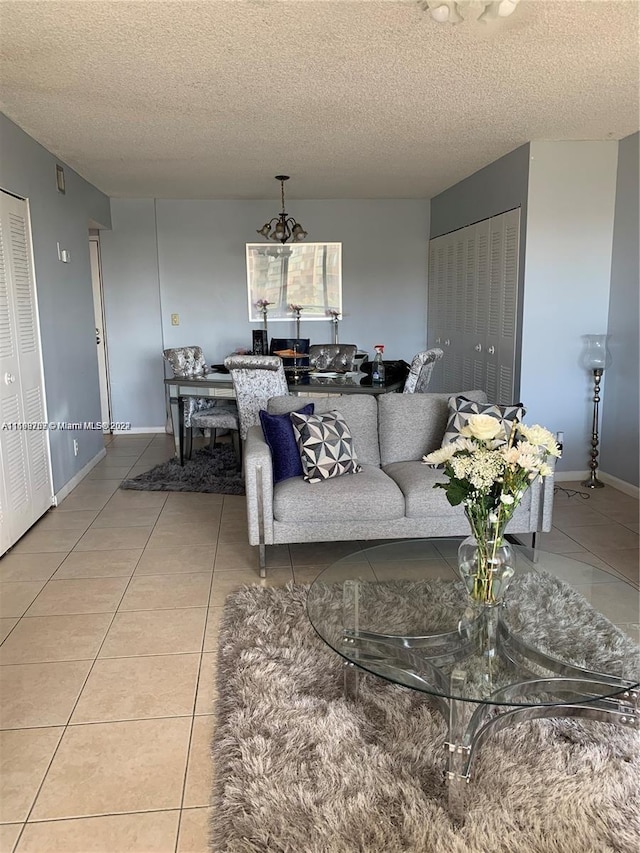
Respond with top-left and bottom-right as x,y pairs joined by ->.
581,334 -> 612,489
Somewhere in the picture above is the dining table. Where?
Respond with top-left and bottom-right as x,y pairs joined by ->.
164,369 -> 405,459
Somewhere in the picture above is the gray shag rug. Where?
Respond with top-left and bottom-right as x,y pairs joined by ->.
212,575 -> 639,853
120,446 -> 244,494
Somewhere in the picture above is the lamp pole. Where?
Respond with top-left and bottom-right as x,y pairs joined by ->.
581,368 -> 605,489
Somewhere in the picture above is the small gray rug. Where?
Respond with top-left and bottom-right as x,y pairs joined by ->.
212,577 -> 639,853
120,446 -> 244,494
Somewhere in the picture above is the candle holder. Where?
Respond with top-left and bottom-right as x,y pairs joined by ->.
289,304 -> 303,338
327,309 -> 341,345
255,299 -> 271,334
580,334 -> 612,489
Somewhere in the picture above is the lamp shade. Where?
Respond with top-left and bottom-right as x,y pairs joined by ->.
581,334 -> 612,371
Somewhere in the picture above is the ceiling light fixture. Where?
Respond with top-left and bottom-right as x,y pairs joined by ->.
422,0 -> 520,24
256,175 -> 308,244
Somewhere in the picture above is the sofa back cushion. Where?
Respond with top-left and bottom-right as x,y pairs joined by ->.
377,390 -> 487,466
268,394 -> 381,466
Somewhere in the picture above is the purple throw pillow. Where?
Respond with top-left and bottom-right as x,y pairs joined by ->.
259,404 -> 314,484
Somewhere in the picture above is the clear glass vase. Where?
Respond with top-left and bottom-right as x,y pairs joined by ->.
457,535 -> 515,606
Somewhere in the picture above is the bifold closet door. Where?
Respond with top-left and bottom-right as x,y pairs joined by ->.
0,190 -> 52,554
427,208 -> 520,402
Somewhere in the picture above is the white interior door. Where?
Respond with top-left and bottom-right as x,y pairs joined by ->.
0,190 -> 53,554
89,237 -> 111,430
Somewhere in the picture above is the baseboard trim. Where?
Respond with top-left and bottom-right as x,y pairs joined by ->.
597,472 -> 640,499
111,427 -> 166,434
53,448 -> 107,505
555,470 -> 639,499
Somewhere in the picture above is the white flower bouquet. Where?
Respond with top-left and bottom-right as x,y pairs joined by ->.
423,415 -> 561,602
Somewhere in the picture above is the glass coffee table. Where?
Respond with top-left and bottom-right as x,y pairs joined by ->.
306,539 -> 639,821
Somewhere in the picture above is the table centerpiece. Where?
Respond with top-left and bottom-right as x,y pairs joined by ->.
423,415 -> 561,606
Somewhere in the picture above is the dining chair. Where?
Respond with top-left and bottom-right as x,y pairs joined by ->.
308,344 -> 357,372
163,346 -> 239,464
224,354 -> 289,440
403,348 -> 444,393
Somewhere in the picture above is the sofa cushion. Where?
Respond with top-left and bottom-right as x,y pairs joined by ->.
268,395 -> 380,466
442,395 -> 526,446
259,404 -> 314,484
291,409 -> 362,483
378,390 -> 487,466
384,460 -> 532,521
273,464 -> 405,523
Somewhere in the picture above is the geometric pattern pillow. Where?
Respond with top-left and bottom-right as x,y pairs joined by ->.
290,410 -> 362,484
441,395 -> 526,446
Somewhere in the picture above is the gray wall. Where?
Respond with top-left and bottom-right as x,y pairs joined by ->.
430,144 -> 530,239
429,144 -> 530,397
600,132 -> 639,487
101,198 -> 430,428
0,114 -> 111,492
521,141 -> 618,476
99,201 -> 166,429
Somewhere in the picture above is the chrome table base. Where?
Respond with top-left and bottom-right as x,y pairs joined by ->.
341,582 -> 638,823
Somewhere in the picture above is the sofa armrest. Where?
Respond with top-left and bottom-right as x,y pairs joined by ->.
244,425 -> 274,546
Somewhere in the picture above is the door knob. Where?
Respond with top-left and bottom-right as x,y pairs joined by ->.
488,345 -> 495,355
4,372 -> 15,384
474,344 -> 482,353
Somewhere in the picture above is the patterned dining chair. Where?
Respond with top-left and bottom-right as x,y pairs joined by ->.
163,346 -> 238,464
308,344 -> 357,373
224,354 -> 289,440
403,348 -> 444,393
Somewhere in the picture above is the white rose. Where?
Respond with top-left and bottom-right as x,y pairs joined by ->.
460,414 -> 504,442
500,494 -> 515,505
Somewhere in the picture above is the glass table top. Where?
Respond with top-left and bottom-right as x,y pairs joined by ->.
306,539 -> 639,707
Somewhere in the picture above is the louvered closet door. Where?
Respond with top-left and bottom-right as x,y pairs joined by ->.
427,209 -> 520,400
0,191 -> 52,554
427,235 -> 447,390
497,209 -> 520,402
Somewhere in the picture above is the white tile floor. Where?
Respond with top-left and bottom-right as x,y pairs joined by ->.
0,433 -> 638,852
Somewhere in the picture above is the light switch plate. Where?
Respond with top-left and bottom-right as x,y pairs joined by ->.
171,313 -> 180,326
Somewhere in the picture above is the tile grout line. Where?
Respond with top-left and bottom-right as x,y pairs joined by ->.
15,448 -> 163,835
174,519 -> 218,853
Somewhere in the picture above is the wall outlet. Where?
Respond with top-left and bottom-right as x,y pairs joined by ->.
171,313 -> 180,326
73,439 -> 79,456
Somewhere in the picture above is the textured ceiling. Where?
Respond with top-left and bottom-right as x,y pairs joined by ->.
0,0 -> 638,199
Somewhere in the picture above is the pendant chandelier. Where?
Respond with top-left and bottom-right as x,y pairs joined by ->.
423,0 -> 520,24
257,175 -> 308,244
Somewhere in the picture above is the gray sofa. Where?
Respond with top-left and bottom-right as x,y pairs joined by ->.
244,391 -> 555,576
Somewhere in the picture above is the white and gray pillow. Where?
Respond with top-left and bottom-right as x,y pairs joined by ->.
290,409 -> 362,483
442,395 -> 526,446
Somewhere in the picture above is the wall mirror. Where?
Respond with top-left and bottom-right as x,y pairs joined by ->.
247,242 -> 342,321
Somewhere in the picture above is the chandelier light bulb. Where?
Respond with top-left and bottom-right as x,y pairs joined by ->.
424,0 -> 520,24
497,0 -> 518,17
430,4 -> 451,22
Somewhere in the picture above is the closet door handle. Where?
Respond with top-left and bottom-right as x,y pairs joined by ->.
487,345 -> 495,355
4,372 -> 15,385
474,344 -> 482,353
444,339 -> 450,347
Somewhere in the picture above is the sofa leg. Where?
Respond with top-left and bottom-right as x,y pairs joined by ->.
531,532 -> 539,564
259,543 -> 266,579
